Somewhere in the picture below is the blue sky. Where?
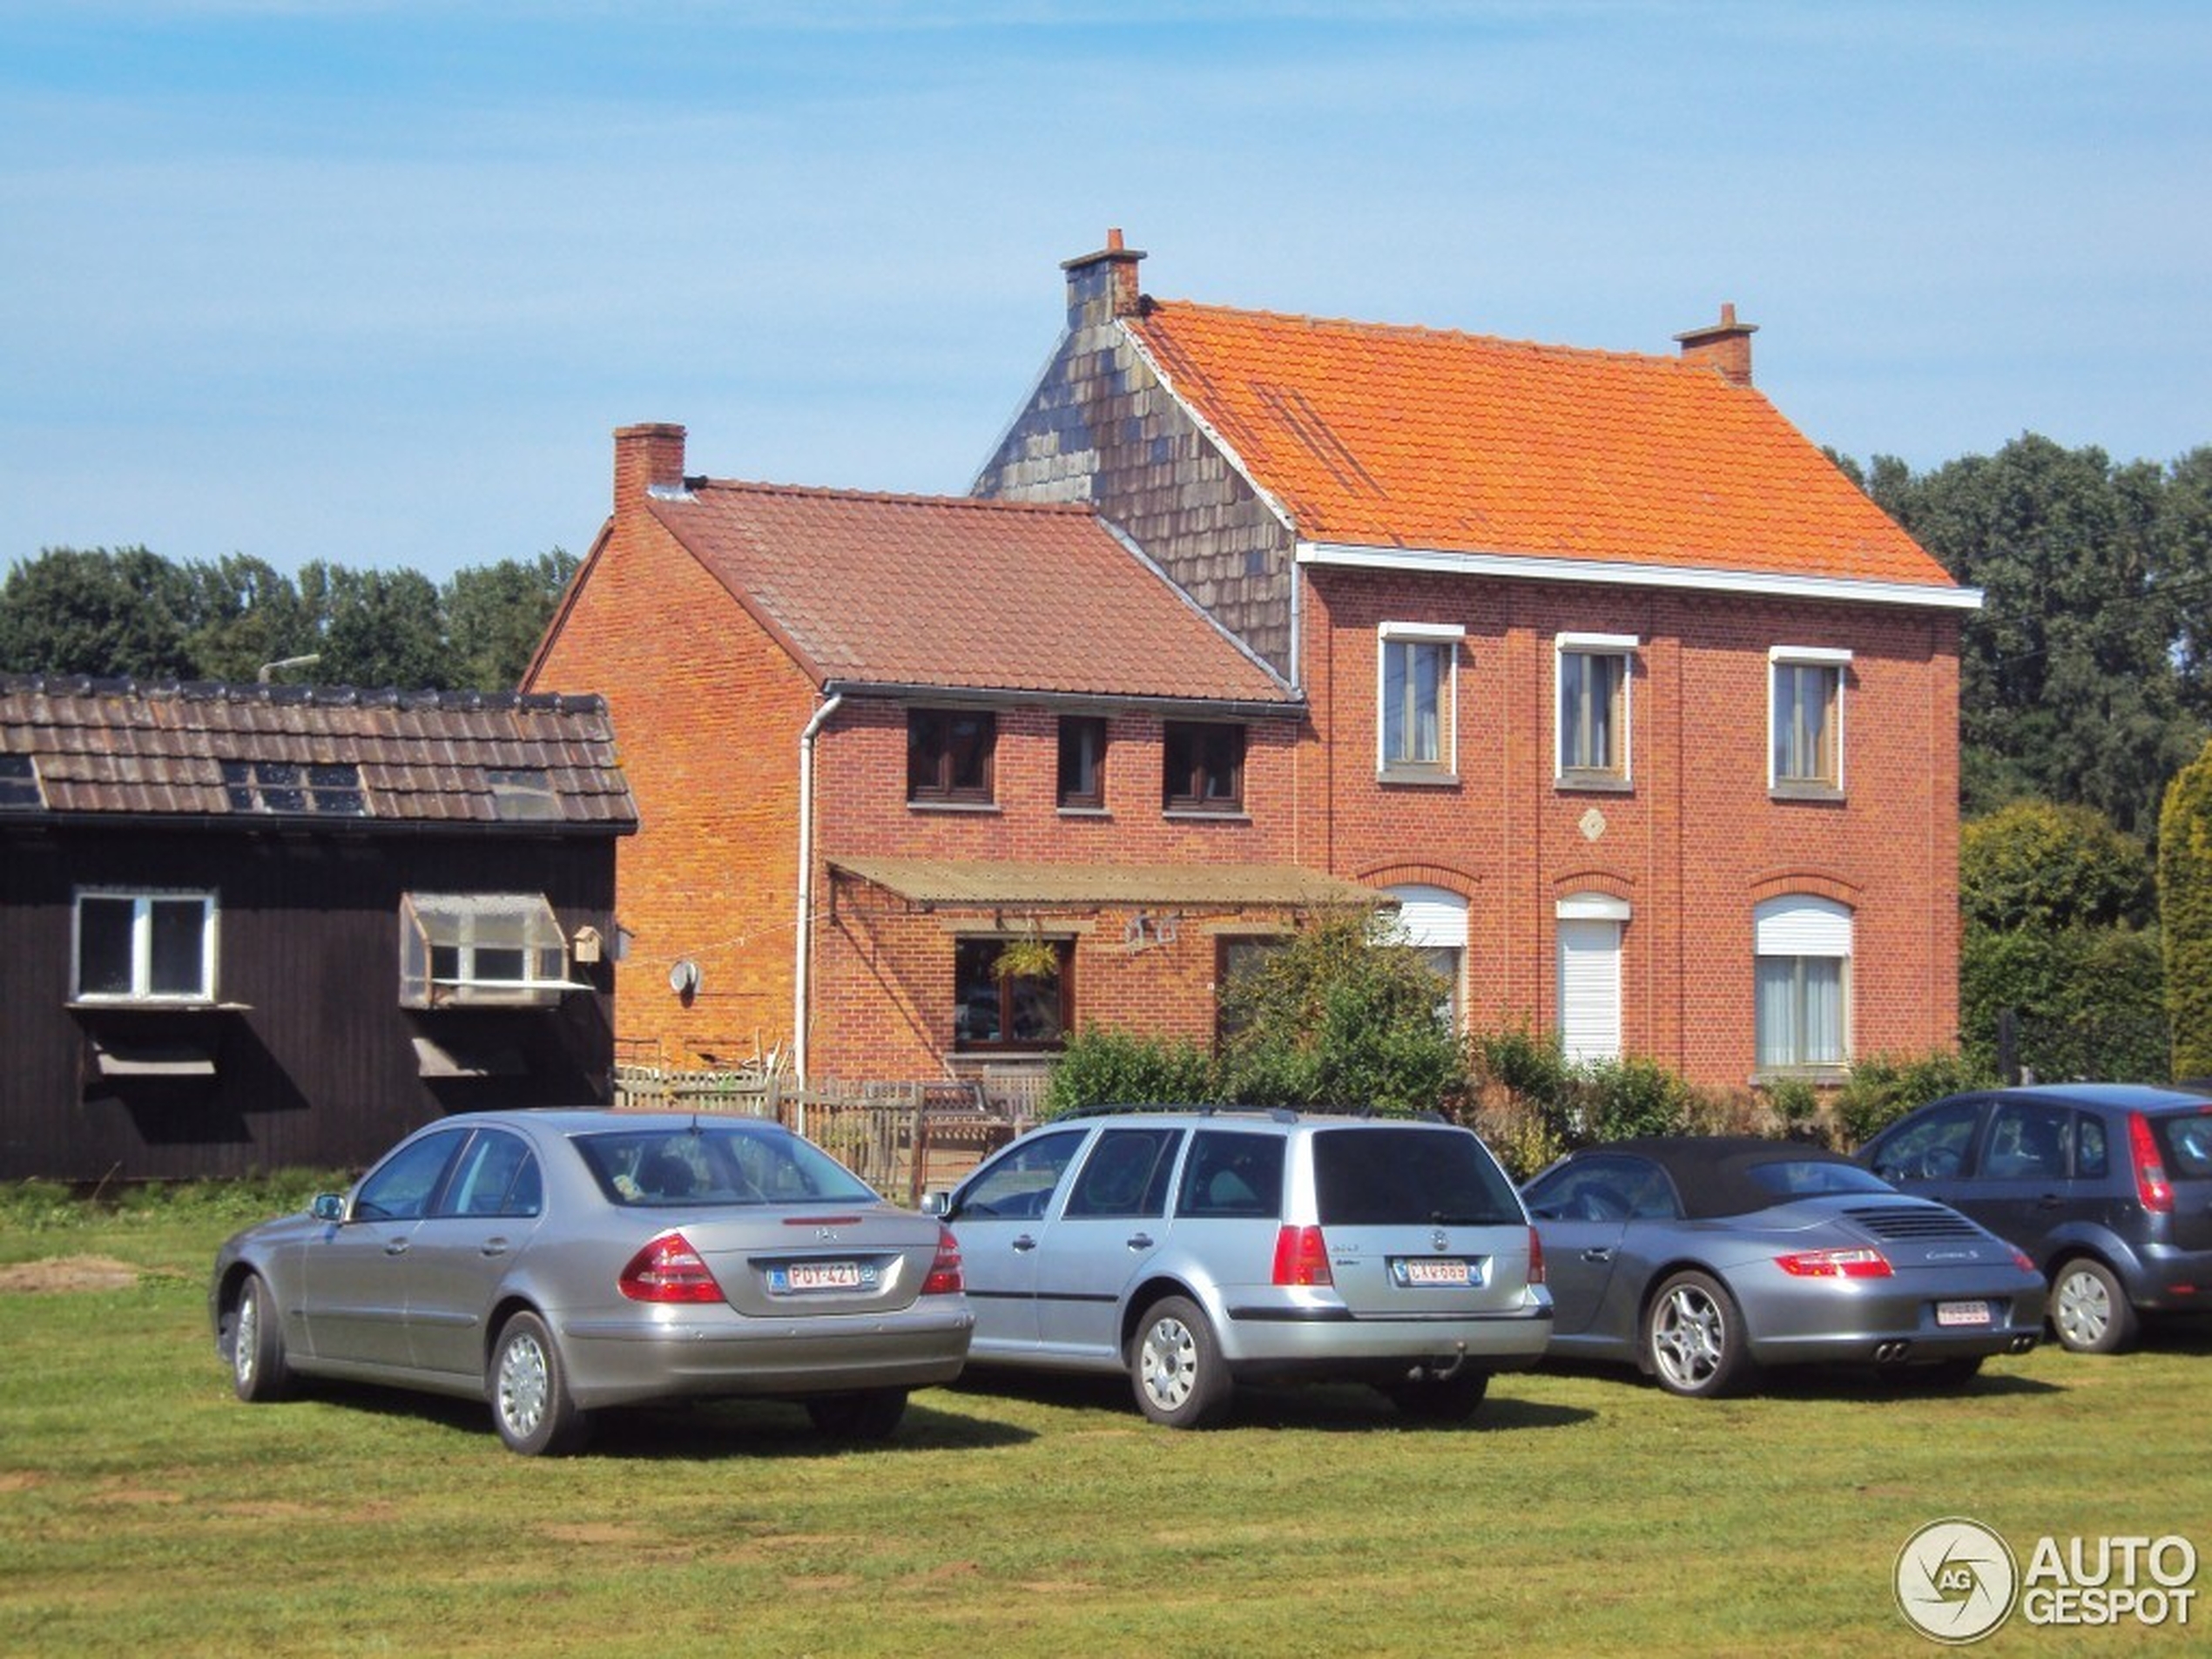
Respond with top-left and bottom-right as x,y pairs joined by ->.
3,1 -> 2207,580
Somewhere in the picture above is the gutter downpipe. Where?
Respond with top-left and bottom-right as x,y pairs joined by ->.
792,692 -> 843,1091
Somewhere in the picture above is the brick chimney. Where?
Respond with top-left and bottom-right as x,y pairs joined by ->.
1062,227 -> 1146,331
1675,304 -> 1757,388
613,422 -> 686,510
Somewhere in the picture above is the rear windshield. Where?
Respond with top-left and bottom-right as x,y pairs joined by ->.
1744,1160 -> 1896,1200
1312,1127 -> 1523,1226
2154,1109 -> 2212,1179
574,1125 -> 877,1208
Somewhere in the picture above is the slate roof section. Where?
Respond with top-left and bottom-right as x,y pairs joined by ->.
0,675 -> 637,829
1126,300 -> 1961,591
645,482 -> 1294,706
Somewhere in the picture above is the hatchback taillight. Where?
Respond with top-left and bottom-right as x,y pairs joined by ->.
1774,1247 -> 1893,1279
2129,1112 -> 2174,1214
1271,1224 -> 1332,1286
618,1231 -> 725,1303
921,1224 -> 963,1296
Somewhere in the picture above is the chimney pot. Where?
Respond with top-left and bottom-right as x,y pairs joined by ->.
1675,304 -> 1757,388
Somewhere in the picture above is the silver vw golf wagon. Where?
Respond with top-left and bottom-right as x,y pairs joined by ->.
930,1108 -> 1551,1426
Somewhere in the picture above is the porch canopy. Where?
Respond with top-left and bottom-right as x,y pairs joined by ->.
830,857 -> 1392,911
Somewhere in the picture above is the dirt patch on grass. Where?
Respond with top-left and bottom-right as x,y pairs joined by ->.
0,1255 -> 141,1293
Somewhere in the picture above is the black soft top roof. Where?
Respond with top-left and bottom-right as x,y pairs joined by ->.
1569,1136 -> 1871,1220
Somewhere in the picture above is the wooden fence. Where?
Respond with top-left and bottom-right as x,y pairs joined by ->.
610,1067 -> 1045,1204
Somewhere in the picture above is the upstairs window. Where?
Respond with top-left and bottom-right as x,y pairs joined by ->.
1058,716 -> 1108,811
1557,634 -> 1635,785
1163,721 -> 1245,814
400,892 -> 577,1009
1770,647 -> 1848,795
74,889 -> 218,1003
1378,623 -> 1460,779
908,710 -> 995,806
222,759 -> 368,816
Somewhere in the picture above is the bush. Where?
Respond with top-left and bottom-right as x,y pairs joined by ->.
1044,1026 -> 1220,1116
1961,923 -> 2167,1082
1761,1077 -> 1825,1143
1576,1055 -> 1697,1141
2161,745 -> 2212,1078
1962,799 -> 2154,932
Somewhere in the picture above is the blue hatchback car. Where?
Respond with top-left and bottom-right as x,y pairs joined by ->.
1860,1084 -> 2212,1352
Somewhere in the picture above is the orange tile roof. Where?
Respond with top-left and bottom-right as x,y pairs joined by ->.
1127,301 -> 1958,590
648,482 -> 1291,705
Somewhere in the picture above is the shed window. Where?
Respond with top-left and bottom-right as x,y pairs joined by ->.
74,890 -> 218,1003
400,892 -> 580,1008
0,753 -> 42,809
221,760 -> 368,816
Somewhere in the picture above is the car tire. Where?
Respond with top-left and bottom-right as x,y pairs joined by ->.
1130,1296 -> 1232,1429
2049,1257 -> 2139,1355
489,1311 -> 589,1456
1383,1372 -> 1490,1423
228,1272 -> 293,1403
805,1389 -> 909,1440
1643,1270 -> 1757,1399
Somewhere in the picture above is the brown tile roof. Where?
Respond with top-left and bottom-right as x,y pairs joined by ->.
1127,300 -> 1960,590
647,482 -> 1292,705
0,676 -> 637,829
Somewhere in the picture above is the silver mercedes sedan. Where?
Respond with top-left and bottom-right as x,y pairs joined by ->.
1522,1136 -> 2045,1397
210,1109 -> 974,1453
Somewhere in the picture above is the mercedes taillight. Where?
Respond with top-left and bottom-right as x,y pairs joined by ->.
921,1224 -> 964,1295
618,1231 -> 725,1303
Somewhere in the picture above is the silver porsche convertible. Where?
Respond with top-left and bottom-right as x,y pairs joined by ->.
1522,1136 -> 2044,1397
210,1110 -> 974,1453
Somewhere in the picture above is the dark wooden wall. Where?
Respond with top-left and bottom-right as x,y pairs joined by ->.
0,824 -> 621,1182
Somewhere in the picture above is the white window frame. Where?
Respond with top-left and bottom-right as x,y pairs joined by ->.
399,892 -> 583,1009
71,887 -> 219,1004
1376,622 -> 1464,779
1554,632 -> 1638,786
1555,892 -> 1629,1064
1753,895 -> 1853,1074
1389,884 -> 1468,1031
1768,646 -> 1851,794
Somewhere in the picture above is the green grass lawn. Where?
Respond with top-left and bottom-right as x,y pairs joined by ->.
2,1186 -> 2206,1656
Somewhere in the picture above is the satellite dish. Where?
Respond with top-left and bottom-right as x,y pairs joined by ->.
668,959 -> 700,995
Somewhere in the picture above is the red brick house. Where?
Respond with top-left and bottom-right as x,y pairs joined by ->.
524,443 -> 1379,1089
970,233 -> 1979,1087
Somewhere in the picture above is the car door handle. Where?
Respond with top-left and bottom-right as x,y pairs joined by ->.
384,1238 -> 410,1257
479,1239 -> 510,1258
1581,1248 -> 1614,1264
1126,1232 -> 1155,1251
2036,1194 -> 2065,1210
1011,1234 -> 1037,1252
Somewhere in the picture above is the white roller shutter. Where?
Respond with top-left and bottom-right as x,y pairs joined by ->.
1557,915 -> 1622,1064
1390,885 -> 1468,948
1754,896 -> 1852,957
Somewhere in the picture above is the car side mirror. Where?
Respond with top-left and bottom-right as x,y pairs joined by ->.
311,1192 -> 347,1224
921,1190 -> 952,1219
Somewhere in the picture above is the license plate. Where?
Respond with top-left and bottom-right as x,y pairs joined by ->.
770,1260 -> 874,1294
1936,1299 -> 1993,1327
1393,1258 -> 1478,1288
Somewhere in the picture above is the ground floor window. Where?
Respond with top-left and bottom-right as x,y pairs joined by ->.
73,889 -> 217,1002
1753,895 -> 1852,1071
1556,893 -> 1629,1064
954,935 -> 1072,1049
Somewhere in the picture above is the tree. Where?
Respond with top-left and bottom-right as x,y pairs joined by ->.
297,563 -> 448,689
1960,799 -> 2154,933
0,546 -> 198,678
2160,743 -> 2212,1078
443,550 -> 577,691
179,555 -> 315,682
1216,910 -> 1467,1116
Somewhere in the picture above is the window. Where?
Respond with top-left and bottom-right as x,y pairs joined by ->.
73,890 -> 217,1002
1868,1096 -> 1985,1183
1177,1130 -> 1286,1218
1770,647 -> 1848,793
0,753 -> 42,809
1388,885 -> 1467,1032
908,709 -> 995,805
1377,623 -> 1461,777
399,892 -> 576,1008
440,1130 -> 543,1218
948,1128 -> 1089,1222
1062,1128 -> 1183,1219
1557,893 -> 1629,1064
1163,721 -> 1244,813
1753,895 -> 1851,1073
488,768 -> 562,821
351,1130 -> 469,1222
1058,717 -> 1108,810
1556,634 -> 1635,784
954,935 -> 1072,1050
221,759 -> 368,816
